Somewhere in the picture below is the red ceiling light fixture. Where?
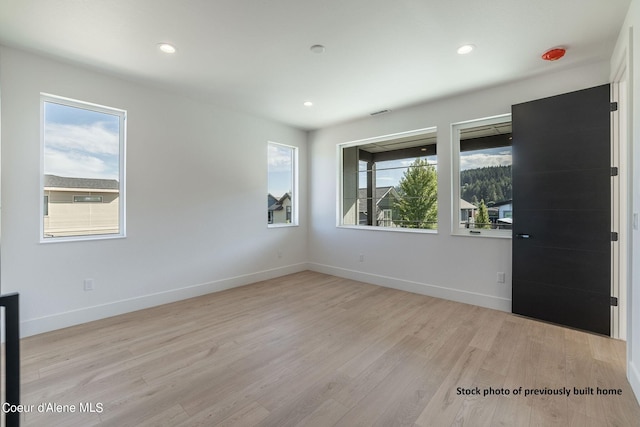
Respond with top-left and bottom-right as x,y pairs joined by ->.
541,47 -> 566,61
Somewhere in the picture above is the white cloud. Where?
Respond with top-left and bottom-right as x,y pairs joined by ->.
44,121 -> 120,180
268,144 -> 293,172
45,122 -> 119,155
460,153 -> 512,171
44,148 -> 117,180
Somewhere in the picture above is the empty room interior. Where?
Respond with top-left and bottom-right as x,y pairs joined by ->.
2,0 -> 640,426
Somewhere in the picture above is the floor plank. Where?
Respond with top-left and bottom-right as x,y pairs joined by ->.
10,271 -> 640,426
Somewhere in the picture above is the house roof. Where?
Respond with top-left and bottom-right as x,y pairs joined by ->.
489,200 -> 513,207
278,193 -> 291,203
460,199 -> 477,210
44,174 -> 119,191
357,186 -> 400,215
357,186 -> 398,202
268,192 -> 291,212
0,1 -> 629,130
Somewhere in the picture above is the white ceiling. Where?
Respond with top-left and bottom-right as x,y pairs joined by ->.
0,0 -> 630,130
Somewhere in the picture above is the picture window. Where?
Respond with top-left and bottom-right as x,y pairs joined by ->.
339,128 -> 438,231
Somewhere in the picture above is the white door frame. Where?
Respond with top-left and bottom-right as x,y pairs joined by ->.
611,29 -> 631,340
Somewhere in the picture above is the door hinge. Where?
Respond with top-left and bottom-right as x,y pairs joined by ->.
611,102 -> 619,112
611,166 -> 619,177
611,232 -> 619,242
611,296 -> 618,307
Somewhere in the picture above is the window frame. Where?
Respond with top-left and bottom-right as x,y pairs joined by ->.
336,127 -> 438,234
451,113 -> 511,239
267,141 -> 299,228
40,93 -> 127,243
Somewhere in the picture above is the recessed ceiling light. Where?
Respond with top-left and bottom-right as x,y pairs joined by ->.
457,44 -> 475,55
303,101 -> 313,107
158,43 -> 177,54
310,44 -> 326,54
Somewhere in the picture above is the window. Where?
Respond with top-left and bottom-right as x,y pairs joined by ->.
73,195 -> 103,203
267,142 -> 298,226
41,94 -> 126,241
452,114 -> 512,237
382,209 -> 392,227
339,128 -> 437,231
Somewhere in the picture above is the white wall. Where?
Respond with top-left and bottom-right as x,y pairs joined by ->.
308,61 -> 610,311
0,46 -> 308,337
615,0 -> 640,405
1,14 -> 637,405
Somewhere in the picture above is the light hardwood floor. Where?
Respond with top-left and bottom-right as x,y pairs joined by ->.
12,271 -> 640,426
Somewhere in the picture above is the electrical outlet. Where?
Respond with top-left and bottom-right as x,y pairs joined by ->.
497,272 -> 506,284
277,250 -> 283,259
84,279 -> 94,291
359,253 -> 364,262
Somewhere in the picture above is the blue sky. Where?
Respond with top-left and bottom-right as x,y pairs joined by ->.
268,143 -> 293,198
44,101 -> 120,180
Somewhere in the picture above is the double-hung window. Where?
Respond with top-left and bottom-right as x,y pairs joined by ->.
41,94 -> 126,241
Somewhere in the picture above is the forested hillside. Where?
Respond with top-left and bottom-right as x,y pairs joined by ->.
460,165 -> 511,205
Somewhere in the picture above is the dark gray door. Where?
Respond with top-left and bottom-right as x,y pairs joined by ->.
511,84 -> 611,335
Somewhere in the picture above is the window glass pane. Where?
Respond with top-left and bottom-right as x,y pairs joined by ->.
458,120 -> 512,231
341,129 -> 437,230
42,96 -> 125,239
268,142 -> 297,225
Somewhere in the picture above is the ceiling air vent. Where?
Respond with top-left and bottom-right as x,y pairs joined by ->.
370,109 -> 391,116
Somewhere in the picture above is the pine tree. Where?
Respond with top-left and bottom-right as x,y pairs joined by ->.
394,159 -> 437,229
476,199 -> 490,229
460,165 -> 512,204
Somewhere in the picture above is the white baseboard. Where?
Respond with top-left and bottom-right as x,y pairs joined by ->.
19,263 -> 309,338
308,262 -> 511,312
630,359 -> 640,406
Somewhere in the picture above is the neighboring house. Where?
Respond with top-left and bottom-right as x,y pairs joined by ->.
459,198 -> 477,225
358,186 -> 400,226
461,199 -> 512,229
268,193 -> 292,224
488,200 -> 513,229
496,200 -> 513,219
44,174 -> 120,237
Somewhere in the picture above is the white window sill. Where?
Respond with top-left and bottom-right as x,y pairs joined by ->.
337,225 -> 438,235
40,233 -> 126,244
268,223 -> 299,229
451,230 -> 512,239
